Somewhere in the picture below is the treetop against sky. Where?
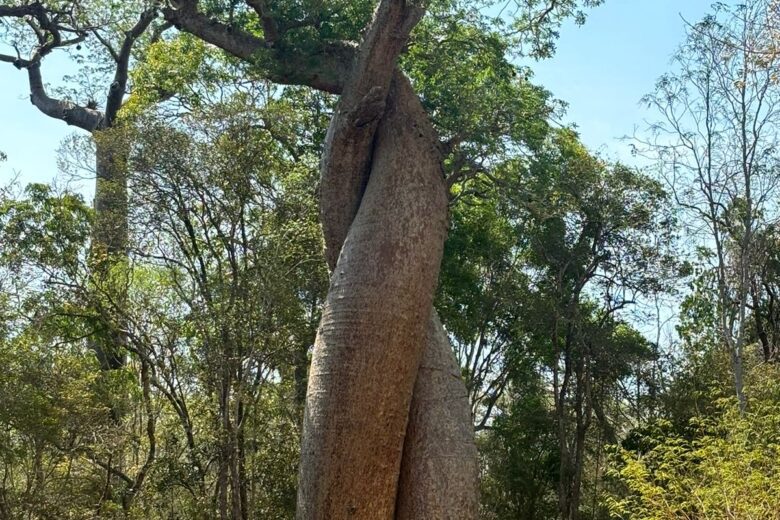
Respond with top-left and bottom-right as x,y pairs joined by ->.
1,0 -> 715,190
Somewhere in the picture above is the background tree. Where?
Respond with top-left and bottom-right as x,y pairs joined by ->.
126,82 -> 329,518
0,0 -> 164,373
637,0 -> 780,413
0,72 -> 332,517
489,129 -> 676,520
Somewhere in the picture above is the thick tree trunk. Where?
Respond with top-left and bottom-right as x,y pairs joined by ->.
312,73 -> 478,517
395,311 -> 479,519
90,132 -> 129,371
311,5 -> 479,511
298,75 -> 448,518
197,1 -> 477,515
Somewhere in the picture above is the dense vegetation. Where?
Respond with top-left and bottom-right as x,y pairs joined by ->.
1,0 -> 780,518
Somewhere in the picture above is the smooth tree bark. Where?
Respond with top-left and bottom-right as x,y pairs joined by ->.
163,0 -> 478,516
313,69 -> 478,517
301,2 -> 477,517
396,310 -> 478,519
300,71 -> 448,517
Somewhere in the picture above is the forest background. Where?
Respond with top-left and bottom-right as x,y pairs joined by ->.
1,0 -> 779,519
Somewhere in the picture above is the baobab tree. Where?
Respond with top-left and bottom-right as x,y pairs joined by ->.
0,1 -> 164,371
163,0 -> 599,516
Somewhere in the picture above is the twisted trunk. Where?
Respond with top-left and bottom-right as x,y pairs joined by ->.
311,67 -> 477,520
298,74 -> 449,518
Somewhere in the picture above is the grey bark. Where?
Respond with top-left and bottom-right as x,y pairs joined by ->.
316,73 -> 479,517
395,310 -> 479,519
27,62 -> 104,130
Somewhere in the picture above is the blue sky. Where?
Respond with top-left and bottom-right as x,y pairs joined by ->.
0,52 -> 77,187
527,0 -> 717,161
0,0 -> 718,191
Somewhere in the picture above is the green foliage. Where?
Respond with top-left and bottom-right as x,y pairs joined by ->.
479,377 -> 559,520
8,2 -> 755,520
0,183 -> 91,273
436,117 -> 676,518
121,85 -> 327,517
404,10 -> 554,161
439,184 -> 522,346
0,183 -> 133,518
607,365 -> 780,520
0,75 -> 329,517
125,34 -> 210,116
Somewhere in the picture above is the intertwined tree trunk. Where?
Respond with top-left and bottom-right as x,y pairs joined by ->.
300,3 -> 478,517
164,0 -> 479,516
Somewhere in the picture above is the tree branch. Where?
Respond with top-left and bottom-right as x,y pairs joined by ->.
1,2 -> 100,130
0,52 -> 28,68
162,0 -> 353,93
105,7 -> 157,124
26,62 -> 104,131
163,0 -> 265,57
0,2 -> 45,18
91,29 -> 120,62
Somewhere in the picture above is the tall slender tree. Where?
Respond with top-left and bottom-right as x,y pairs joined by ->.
639,0 -> 780,413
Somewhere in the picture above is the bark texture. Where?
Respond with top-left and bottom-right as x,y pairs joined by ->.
395,311 -> 479,519
298,74 -> 448,519
27,62 -> 104,130
319,0 -> 422,268
315,70 -> 478,520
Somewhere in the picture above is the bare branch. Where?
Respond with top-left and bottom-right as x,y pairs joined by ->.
91,28 -> 120,61
105,7 -> 158,124
26,62 -> 104,131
